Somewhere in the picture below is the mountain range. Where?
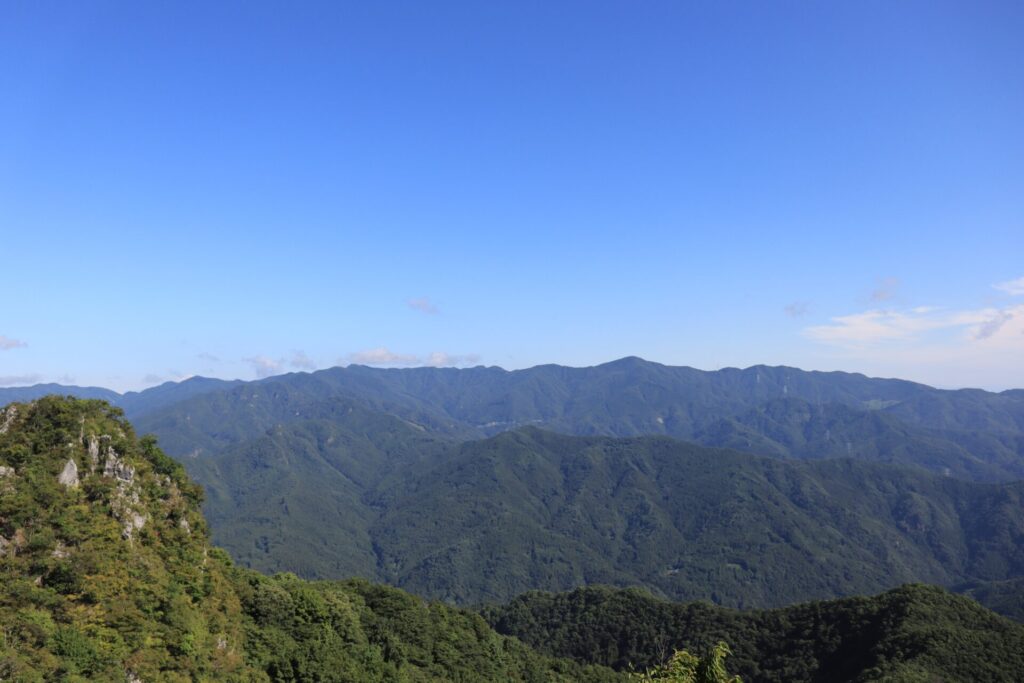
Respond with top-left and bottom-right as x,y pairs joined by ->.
3,358 -> 1024,617
4,396 -> 1024,682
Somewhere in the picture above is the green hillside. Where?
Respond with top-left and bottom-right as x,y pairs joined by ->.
483,584 -> 1024,682
0,397 -> 619,682
6,360 -> 1022,484
694,397 -> 1024,482
112,359 -> 1024,481
188,418 -> 1024,610
5,397 -> 1024,681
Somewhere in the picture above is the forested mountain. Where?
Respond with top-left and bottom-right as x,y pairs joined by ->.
694,397 -> 1024,482
482,584 -> 1024,682
0,397 -> 619,682
7,396 -> 1024,681
4,360 -> 1024,620
5,359 -> 1024,481
127,360 -> 1024,482
188,419 -> 1024,610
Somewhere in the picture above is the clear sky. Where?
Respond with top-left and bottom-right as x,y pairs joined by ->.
2,1 -> 1022,392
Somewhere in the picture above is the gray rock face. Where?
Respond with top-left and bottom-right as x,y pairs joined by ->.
58,458 -> 79,488
122,510 -> 147,540
0,465 -> 14,478
87,436 -> 101,470
0,405 -> 16,434
103,447 -> 135,482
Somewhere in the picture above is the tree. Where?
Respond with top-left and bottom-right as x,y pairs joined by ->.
631,642 -> 741,683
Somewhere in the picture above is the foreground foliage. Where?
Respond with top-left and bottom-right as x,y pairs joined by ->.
0,397 -> 619,682
631,642 -> 740,683
483,584 -> 1024,682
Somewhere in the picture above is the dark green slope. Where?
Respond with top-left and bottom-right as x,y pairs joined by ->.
371,429 -> 1024,606
955,577 -> 1024,621
695,397 -> 1024,482
11,359 -> 1021,481
136,381 -> 476,460
189,407 -> 451,579
126,359 -> 1024,482
185,420 -> 1024,609
0,397 -> 620,682
116,376 -> 244,418
483,584 -> 1024,682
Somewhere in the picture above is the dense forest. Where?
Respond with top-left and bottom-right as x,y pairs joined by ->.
3,396 -> 1024,681
483,584 -> 1024,682
3,361 -> 1023,619
185,419 -> 1024,611
0,397 -> 618,681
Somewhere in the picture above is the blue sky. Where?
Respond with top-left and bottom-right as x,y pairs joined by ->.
2,1 -> 1022,391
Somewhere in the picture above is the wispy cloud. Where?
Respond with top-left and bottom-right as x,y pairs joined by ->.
804,306 -> 1005,347
408,297 -> 440,315
141,370 -> 192,386
289,350 -> 317,371
196,352 -> 221,363
0,335 -> 27,351
347,348 -> 420,366
784,301 -> 810,318
870,277 -> 900,303
426,352 -> 481,367
0,374 -> 42,386
974,310 -> 1014,340
244,355 -> 284,378
994,276 -> 1024,296
346,348 -> 480,368
803,301 -> 1024,388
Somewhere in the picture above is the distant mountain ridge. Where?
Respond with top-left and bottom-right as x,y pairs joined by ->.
5,359 -> 1024,618
8,357 -> 1019,478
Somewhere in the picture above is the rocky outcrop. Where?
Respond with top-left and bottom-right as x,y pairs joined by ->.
87,435 -> 101,471
0,404 -> 16,434
57,458 -> 79,488
103,446 -> 135,482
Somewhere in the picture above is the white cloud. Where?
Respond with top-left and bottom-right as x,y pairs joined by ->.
347,348 -> 420,366
0,335 -> 27,351
408,297 -> 440,315
196,352 -> 221,363
0,374 -> 42,386
994,276 -> 1024,296
803,303 -> 1024,389
244,355 -> 284,378
346,348 -> 481,368
290,350 -> 317,371
803,308 -> 989,346
426,352 -> 481,367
